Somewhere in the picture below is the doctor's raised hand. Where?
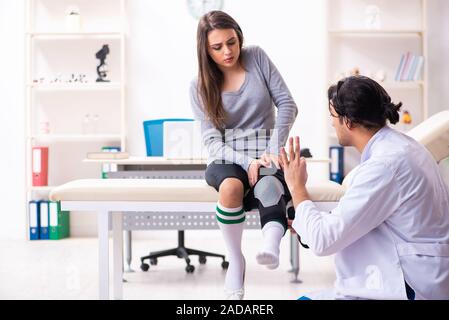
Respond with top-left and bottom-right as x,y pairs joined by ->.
279,137 -> 310,208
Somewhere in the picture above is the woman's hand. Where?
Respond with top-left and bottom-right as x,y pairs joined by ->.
248,159 -> 264,187
248,154 -> 280,187
260,153 -> 280,169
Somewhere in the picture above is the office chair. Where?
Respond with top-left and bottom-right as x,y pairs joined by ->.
140,119 -> 229,273
140,230 -> 229,273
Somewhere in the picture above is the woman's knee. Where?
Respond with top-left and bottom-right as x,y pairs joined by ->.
219,178 -> 244,207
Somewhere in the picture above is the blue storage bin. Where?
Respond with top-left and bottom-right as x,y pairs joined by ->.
143,118 -> 193,156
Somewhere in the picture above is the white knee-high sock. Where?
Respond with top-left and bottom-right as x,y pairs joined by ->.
216,202 -> 245,291
256,221 -> 285,269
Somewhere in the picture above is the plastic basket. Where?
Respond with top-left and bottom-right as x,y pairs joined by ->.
143,118 -> 193,156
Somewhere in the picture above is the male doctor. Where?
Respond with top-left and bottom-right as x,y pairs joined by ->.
279,76 -> 449,300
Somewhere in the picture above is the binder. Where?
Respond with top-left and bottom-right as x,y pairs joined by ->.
29,200 -> 40,240
329,146 -> 344,184
32,147 -> 49,186
39,201 -> 50,240
49,201 -> 70,240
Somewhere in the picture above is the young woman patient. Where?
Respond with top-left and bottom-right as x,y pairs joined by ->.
189,11 -> 298,299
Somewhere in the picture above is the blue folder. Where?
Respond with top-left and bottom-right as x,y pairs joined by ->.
329,146 -> 344,184
39,201 -> 50,240
29,200 -> 40,240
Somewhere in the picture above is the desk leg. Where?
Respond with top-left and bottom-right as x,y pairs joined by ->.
98,211 -> 110,300
290,231 -> 302,283
124,231 -> 134,272
112,212 -> 123,300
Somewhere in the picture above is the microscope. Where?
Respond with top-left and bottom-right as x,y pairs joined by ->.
95,44 -> 110,82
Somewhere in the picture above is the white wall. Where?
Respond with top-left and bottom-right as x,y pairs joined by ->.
428,0 -> 449,115
0,0 -> 26,240
0,0 -> 448,240
126,0 -> 329,179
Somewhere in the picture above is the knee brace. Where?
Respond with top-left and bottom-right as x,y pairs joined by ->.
253,176 -> 288,231
286,200 -> 295,220
285,200 -> 308,249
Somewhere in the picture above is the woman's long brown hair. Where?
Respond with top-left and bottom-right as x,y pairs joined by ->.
196,11 -> 244,129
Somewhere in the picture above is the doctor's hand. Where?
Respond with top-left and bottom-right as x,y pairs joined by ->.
279,137 -> 308,194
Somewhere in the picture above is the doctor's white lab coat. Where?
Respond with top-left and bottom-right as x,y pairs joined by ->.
293,126 -> 449,300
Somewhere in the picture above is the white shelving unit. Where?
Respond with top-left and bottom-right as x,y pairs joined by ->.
24,0 -> 127,237
328,29 -> 424,36
29,83 -> 122,91
28,32 -> 123,39
326,0 -> 428,175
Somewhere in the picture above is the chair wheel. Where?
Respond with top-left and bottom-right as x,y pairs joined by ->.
199,256 -> 207,264
221,261 -> 229,269
150,258 -> 158,265
186,265 -> 195,273
140,263 -> 150,272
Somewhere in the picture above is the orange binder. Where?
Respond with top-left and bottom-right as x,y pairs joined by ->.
32,147 -> 48,186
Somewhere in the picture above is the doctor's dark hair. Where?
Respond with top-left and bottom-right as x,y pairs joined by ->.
328,76 -> 403,130
196,10 -> 244,129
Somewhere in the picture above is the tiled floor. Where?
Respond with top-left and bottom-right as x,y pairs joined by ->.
0,230 -> 336,300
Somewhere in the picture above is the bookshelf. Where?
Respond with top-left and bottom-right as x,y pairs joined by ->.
24,0 -> 127,238
326,0 -> 428,175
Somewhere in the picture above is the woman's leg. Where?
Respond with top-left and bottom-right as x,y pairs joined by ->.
253,171 -> 291,269
216,178 -> 246,295
205,163 -> 249,299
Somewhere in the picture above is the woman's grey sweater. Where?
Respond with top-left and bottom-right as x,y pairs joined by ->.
190,45 -> 298,172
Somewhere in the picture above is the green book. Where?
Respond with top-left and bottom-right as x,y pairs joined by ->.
49,201 -> 70,240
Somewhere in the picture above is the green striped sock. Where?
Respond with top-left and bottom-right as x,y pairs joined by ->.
216,204 -> 245,225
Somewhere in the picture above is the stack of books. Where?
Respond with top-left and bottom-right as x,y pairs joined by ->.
394,52 -> 424,82
95,146 -> 123,179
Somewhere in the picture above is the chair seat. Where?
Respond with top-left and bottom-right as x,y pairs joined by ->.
49,178 -> 345,203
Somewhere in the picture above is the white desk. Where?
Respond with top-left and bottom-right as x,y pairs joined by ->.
83,156 -> 331,165
83,156 -> 210,165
